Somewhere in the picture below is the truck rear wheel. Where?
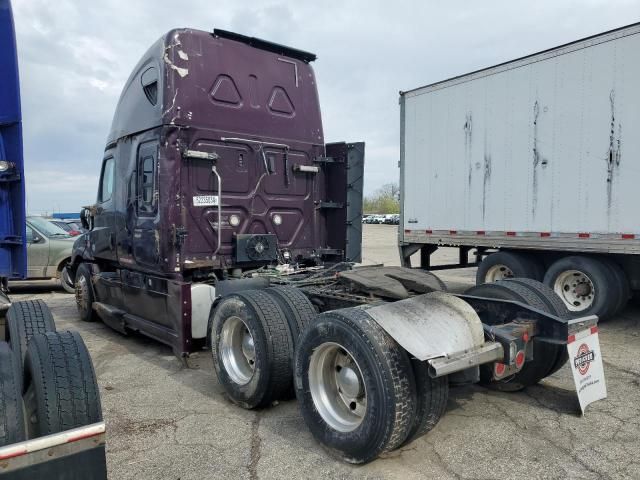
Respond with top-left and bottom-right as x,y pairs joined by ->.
6,299 -> 56,364
23,331 -> 102,438
265,286 -> 316,340
210,290 -> 293,409
476,251 -> 544,284
75,263 -> 98,322
0,342 -> 26,446
294,308 -> 417,464
464,279 -> 566,391
401,358 -> 448,447
543,256 -> 618,320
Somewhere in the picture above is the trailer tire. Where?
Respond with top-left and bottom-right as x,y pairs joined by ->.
294,308 -> 417,464
0,342 -> 26,446
265,286 -> 317,341
7,299 -> 56,365
75,263 -> 98,322
401,358 -> 448,447
23,331 -> 102,438
464,280 -> 565,391
210,290 -> 293,409
543,256 -> 618,320
601,259 -> 630,316
476,251 -> 544,284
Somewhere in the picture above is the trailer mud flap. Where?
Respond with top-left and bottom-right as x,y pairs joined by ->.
568,327 -> 607,414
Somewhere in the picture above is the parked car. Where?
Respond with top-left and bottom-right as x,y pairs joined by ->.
49,219 -> 84,236
20,216 -> 75,293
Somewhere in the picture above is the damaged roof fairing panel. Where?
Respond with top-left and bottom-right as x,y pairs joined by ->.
365,291 -> 485,361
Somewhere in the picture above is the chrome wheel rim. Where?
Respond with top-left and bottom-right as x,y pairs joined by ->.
485,264 -> 514,282
75,275 -> 89,313
220,316 -> 256,385
553,270 -> 595,311
308,342 -> 367,433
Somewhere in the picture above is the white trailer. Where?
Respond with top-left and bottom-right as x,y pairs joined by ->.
399,22 -> 640,320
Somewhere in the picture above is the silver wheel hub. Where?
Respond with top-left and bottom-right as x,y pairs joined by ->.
76,275 -> 89,312
485,264 -> 514,282
308,342 -> 367,433
553,270 -> 595,311
220,316 -> 256,385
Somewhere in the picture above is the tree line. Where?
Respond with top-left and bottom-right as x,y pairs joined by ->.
363,183 -> 400,214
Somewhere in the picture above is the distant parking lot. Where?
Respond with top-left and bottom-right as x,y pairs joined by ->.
10,224 -> 640,479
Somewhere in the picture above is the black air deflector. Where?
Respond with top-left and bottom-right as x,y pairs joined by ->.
213,29 -> 317,63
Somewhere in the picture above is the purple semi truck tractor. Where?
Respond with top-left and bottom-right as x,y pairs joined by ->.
70,28 -> 605,464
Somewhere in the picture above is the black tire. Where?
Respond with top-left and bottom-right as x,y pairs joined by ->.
23,331 -> 102,438
601,259 -> 630,316
503,278 -> 570,377
0,342 -> 26,446
60,266 -> 75,294
465,280 -> 565,391
7,299 -> 56,364
476,251 -> 544,285
543,256 -> 618,321
265,286 -> 317,341
210,290 -> 293,409
75,263 -> 98,322
401,358 -> 448,446
294,308 -> 417,464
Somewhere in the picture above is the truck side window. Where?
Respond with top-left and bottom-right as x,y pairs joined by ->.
138,155 -> 156,215
99,157 -> 115,203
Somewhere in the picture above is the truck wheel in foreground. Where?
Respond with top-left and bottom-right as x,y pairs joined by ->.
0,342 -> 26,446
75,263 -> 98,322
465,279 -> 567,391
543,256 -> 619,320
294,308 -> 417,464
401,358 -> 448,446
23,331 -> 102,438
6,299 -> 56,364
476,251 -> 544,284
265,286 -> 317,340
210,290 -> 293,409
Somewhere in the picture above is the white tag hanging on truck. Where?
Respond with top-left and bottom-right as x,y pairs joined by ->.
568,326 -> 607,414
193,195 -> 219,207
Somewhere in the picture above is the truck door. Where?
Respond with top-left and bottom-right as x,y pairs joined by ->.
131,141 -> 160,268
91,153 -> 117,261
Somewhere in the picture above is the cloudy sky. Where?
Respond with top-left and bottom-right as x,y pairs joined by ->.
11,0 -> 640,214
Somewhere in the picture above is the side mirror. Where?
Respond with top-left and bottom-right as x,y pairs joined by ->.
80,206 -> 94,230
31,234 -> 42,244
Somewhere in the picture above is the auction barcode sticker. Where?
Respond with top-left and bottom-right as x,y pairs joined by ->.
193,195 -> 219,207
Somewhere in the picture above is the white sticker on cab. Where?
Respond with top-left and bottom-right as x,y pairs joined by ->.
193,195 -> 219,207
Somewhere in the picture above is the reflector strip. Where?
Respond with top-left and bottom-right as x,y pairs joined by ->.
476,230 -> 485,235
449,230 -> 457,234
622,234 -> 635,239
425,229 -> 432,234
540,232 -> 551,237
506,231 -> 516,236
0,446 -> 28,460
590,326 -> 598,335
578,233 -> 590,238
568,334 -> 576,344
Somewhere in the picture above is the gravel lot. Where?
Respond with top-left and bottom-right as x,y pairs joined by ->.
10,224 -> 640,479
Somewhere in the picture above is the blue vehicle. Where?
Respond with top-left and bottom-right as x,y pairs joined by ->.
0,2 -> 106,478
0,0 -> 25,308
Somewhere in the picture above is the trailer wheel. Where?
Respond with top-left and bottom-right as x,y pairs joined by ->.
476,251 -> 544,284
464,279 -> 566,391
75,263 -> 97,322
401,358 -> 448,447
6,299 -> 56,364
0,342 -> 26,446
294,308 -> 417,464
602,260 -> 630,316
543,256 -> 618,320
210,290 -> 292,409
23,331 -> 102,438
60,266 -> 75,294
265,286 -> 317,340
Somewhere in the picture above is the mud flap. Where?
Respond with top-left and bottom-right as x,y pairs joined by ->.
568,326 -> 607,414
